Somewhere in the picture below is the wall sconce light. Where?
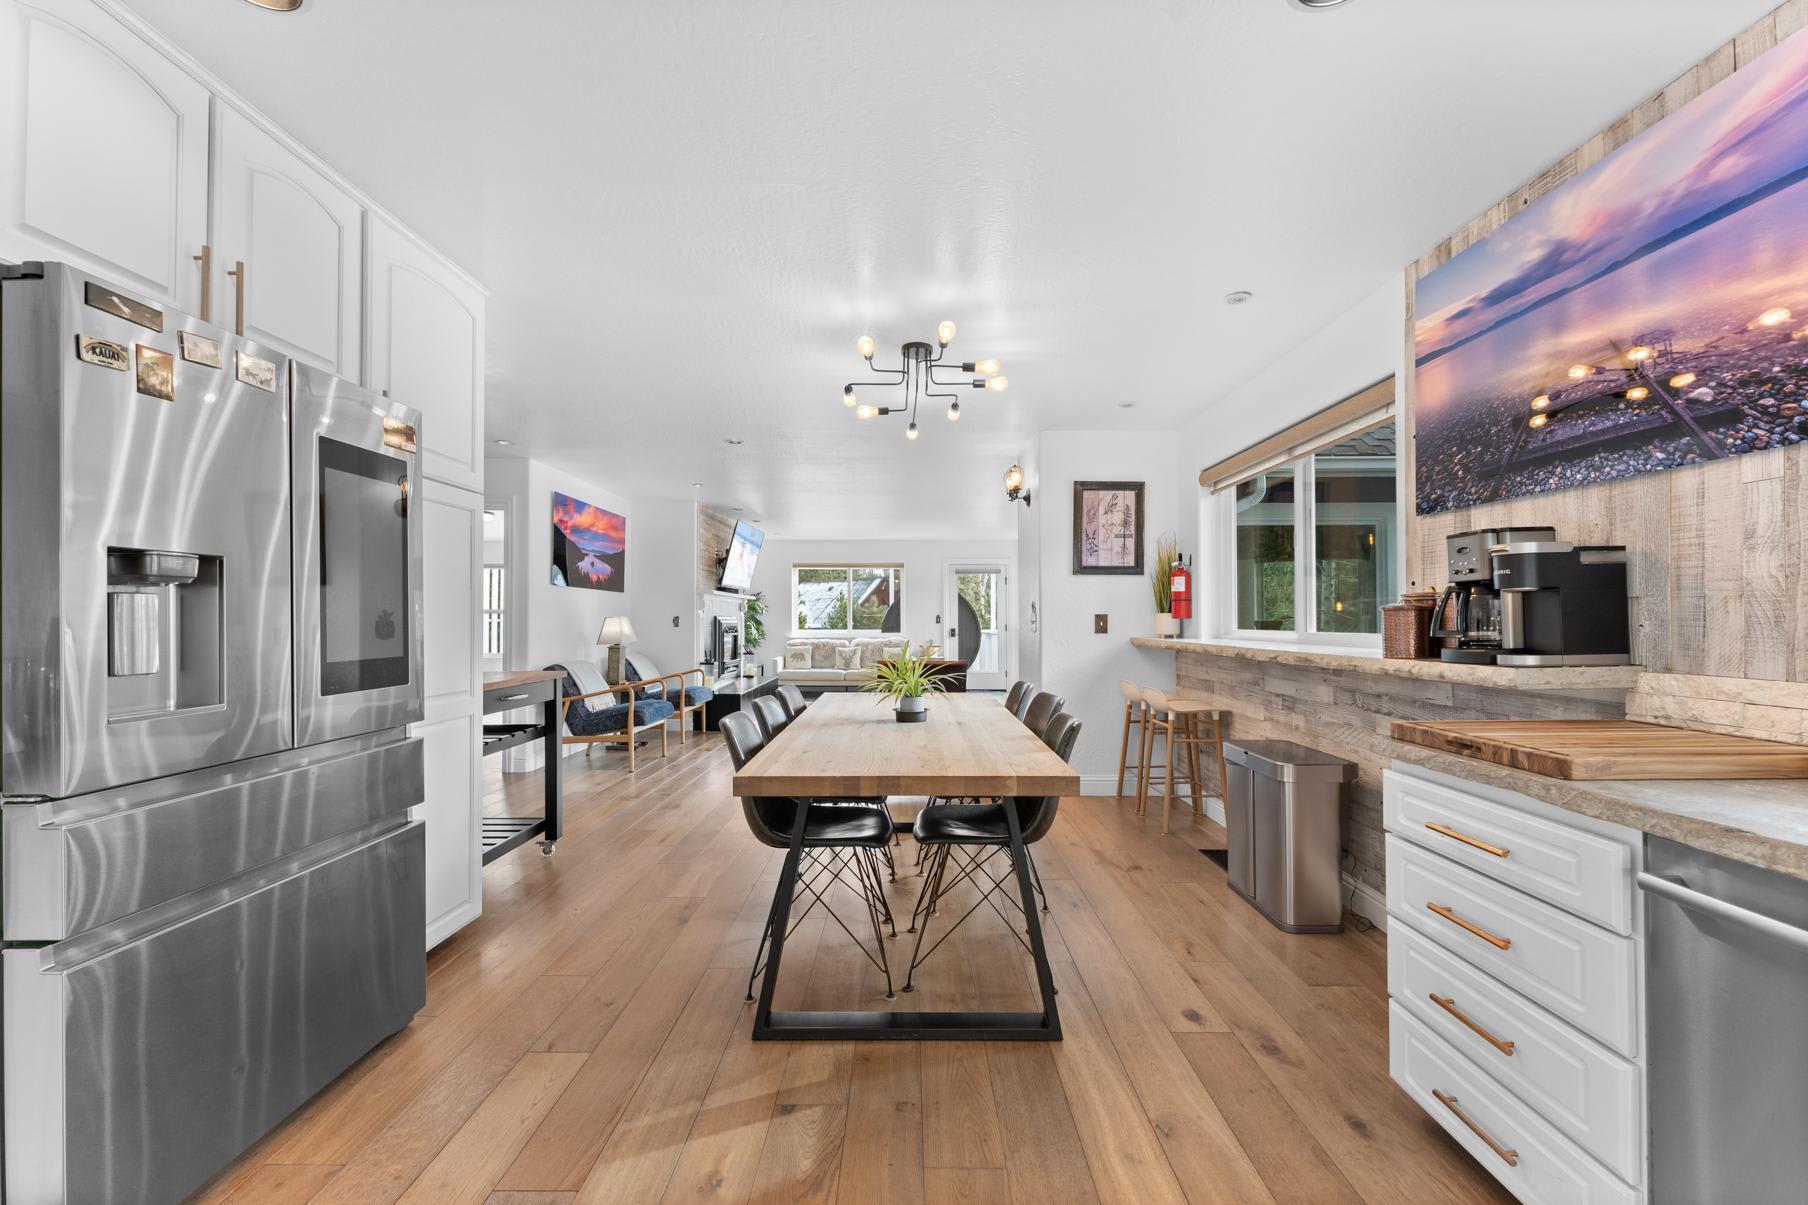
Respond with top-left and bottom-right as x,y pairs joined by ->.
1004,464 -> 1031,507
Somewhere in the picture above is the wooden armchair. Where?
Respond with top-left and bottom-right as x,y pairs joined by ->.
546,661 -> 674,771
623,654 -> 715,742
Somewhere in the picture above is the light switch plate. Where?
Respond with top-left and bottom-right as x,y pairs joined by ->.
1094,614 -> 1109,634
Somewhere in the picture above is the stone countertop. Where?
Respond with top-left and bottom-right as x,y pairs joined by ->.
1388,740 -> 1808,883
1130,635 -> 1644,693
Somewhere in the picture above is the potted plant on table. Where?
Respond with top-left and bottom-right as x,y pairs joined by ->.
1151,532 -> 1181,637
865,649 -> 949,722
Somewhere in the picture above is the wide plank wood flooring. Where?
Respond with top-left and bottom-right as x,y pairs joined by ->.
189,732 -> 1512,1205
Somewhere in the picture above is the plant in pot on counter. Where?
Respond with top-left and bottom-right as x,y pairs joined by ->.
1151,531 -> 1180,637
865,650 -> 949,721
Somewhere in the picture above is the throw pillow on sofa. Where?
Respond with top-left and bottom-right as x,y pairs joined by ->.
811,640 -> 840,668
856,638 -> 887,668
880,642 -> 907,663
834,646 -> 860,671
784,645 -> 811,670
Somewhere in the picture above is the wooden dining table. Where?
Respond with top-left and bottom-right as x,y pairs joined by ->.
732,692 -> 1079,1041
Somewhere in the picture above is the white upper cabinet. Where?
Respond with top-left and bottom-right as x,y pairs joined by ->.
210,102 -> 363,377
0,0 -> 209,309
366,216 -> 486,491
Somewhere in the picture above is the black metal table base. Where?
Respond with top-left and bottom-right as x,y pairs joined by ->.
749,797 -> 1062,1041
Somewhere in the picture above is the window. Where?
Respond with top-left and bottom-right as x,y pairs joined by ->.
481,565 -> 506,656
793,565 -> 903,633
1224,422 -> 1397,642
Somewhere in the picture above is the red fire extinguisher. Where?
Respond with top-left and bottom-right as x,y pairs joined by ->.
1170,555 -> 1193,627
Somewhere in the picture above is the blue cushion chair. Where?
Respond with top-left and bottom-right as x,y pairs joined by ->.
624,652 -> 714,741
547,660 -> 674,771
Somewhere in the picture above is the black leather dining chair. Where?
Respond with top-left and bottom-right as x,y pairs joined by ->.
721,712 -> 898,1001
902,712 -> 1081,996
776,684 -> 808,720
750,694 -> 791,741
1004,681 -> 1034,719
1021,691 -> 1064,738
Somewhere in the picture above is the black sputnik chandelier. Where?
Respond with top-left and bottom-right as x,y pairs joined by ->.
841,320 -> 1008,439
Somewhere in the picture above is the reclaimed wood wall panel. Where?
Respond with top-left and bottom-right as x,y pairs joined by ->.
1404,0 -> 1808,684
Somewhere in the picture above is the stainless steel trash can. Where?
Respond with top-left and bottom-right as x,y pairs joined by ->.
1223,740 -> 1355,933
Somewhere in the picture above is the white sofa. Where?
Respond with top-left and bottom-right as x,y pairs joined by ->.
778,635 -> 936,691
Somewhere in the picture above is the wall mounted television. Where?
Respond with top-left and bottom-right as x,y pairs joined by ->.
717,520 -> 764,592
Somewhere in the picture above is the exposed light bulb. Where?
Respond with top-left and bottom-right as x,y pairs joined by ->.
856,403 -> 878,419
937,320 -> 956,346
1669,372 -> 1697,389
985,376 -> 1009,392
974,358 -> 1001,376
842,385 -> 857,408
946,401 -> 961,421
1530,395 -> 1550,410
857,335 -> 876,359
1004,465 -> 1024,491
1529,413 -> 1549,429
1567,364 -> 1591,379
1626,386 -> 1650,401
906,422 -> 919,441
1626,345 -> 1654,362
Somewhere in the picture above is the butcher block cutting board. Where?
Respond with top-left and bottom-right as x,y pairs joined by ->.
1391,720 -> 1808,780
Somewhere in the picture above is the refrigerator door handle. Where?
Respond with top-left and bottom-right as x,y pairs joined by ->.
1638,872 -> 1808,952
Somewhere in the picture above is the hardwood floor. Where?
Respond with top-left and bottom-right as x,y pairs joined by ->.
190,733 -> 1513,1205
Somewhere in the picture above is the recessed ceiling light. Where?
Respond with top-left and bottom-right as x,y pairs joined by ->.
1288,0 -> 1351,9
690,482 -> 704,488
1118,401 -> 1137,409
242,0 -> 306,10
725,438 -> 744,446
1224,291 -> 1253,306
493,438 -> 513,446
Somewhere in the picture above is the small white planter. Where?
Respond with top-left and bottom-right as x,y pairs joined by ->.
897,695 -> 927,715
1154,612 -> 1180,637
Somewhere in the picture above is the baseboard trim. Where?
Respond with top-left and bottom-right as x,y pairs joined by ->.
1344,873 -> 1388,932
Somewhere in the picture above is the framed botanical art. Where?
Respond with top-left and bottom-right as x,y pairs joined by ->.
1072,481 -> 1145,575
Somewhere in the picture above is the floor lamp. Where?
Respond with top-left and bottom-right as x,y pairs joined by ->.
598,615 -> 637,685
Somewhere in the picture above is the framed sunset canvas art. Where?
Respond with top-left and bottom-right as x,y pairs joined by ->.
1415,26 -> 1808,515
551,492 -> 626,592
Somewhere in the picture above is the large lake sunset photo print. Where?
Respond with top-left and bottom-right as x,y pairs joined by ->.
1415,26 -> 1808,515
551,491 -> 626,592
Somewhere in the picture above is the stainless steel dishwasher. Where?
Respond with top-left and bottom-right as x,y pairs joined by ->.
1641,835 -> 1808,1202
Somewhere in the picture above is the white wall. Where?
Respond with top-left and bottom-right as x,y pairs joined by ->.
750,536 -> 1018,661
1174,271 -> 1408,601
632,497 -> 702,674
1024,429 -> 1181,789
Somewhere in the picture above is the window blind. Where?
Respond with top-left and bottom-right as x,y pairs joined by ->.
1199,376 -> 1396,493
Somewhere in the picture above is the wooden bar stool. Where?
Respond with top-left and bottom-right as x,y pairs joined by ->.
1138,687 -> 1231,835
1114,679 -> 1148,799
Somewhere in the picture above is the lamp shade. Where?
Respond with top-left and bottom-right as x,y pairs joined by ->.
596,615 -> 638,646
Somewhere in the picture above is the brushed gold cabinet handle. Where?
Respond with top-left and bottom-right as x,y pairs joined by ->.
1430,993 -> 1516,1056
227,259 -> 246,335
192,243 -> 213,322
1432,1089 -> 1518,1167
1426,821 -> 1509,859
1427,902 -> 1511,950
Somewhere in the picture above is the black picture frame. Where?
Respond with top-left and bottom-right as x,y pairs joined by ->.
1071,481 -> 1145,575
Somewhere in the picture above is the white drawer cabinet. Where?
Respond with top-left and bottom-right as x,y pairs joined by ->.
1391,1004 -> 1638,1205
1384,767 -> 1634,934
1388,835 -> 1637,1056
1390,924 -> 1642,1183
0,0 -> 209,310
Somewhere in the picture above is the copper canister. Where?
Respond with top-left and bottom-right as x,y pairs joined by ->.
1382,591 -> 1439,659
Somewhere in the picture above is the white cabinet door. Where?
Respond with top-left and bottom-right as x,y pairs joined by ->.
0,0 -> 209,309
211,101 -> 362,376
366,217 -> 485,491
413,477 -> 484,948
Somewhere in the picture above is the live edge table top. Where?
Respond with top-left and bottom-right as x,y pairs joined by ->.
731,692 -> 1080,800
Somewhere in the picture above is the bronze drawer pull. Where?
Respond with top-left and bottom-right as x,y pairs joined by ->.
1432,1089 -> 1519,1167
1427,902 -> 1512,950
1425,821 -> 1509,859
1430,993 -> 1516,1056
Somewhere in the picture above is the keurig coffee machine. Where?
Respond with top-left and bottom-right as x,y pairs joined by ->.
1491,538 -> 1632,666
1431,527 -> 1554,664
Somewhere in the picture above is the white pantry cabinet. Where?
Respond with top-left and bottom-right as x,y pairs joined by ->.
0,0 -> 209,310
366,216 -> 486,491
209,101 -> 363,377
415,477 -> 485,947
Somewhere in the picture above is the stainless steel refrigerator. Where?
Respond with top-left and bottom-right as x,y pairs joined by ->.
1,262 -> 428,1204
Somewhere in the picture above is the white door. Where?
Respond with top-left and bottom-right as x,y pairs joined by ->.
211,101 -> 363,375
0,0 -> 210,310
945,563 -> 1010,691
366,215 -> 486,491
414,477 -> 484,948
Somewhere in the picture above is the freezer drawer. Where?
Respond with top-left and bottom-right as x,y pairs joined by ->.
4,820 -> 424,1205
4,733 -> 422,941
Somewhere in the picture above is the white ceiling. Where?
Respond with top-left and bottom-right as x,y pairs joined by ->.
123,0 -> 1779,538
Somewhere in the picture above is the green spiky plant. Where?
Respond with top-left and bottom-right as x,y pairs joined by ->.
742,591 -> 767,651
864,649 -> 950,706
1151,532 -> 1180,612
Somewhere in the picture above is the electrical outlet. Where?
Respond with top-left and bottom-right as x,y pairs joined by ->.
1094,613 -> 1109,634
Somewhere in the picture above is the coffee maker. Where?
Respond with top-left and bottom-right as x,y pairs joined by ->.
1491,538 -> 1632,666
1431,526 -> 1555,664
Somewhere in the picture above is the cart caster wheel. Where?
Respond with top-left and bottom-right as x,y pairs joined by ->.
539,841 -> 556,856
